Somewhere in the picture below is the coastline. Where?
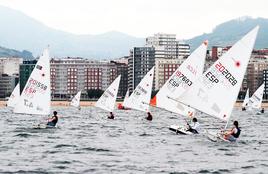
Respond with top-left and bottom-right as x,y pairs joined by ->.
1,100 -> 268,108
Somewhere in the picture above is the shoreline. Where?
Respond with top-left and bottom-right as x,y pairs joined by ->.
1,100 -> 268,108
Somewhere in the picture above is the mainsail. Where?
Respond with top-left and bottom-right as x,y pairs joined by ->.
248,83 -> 264,109
70,90 -> 81,108
178,26 -> 259,121
13,48 -> 51,115
154,42 -> 207,116
7,83 -> 20,108
95,75 -> 121,112
124,67 -> 154,112
122,89 -> 129,108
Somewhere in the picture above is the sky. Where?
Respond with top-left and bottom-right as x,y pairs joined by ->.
0,0 -> 267,39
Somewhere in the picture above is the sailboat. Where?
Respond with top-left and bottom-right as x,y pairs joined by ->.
95,75 -> 121,116
248,83 -> 264,114
118,89 -> 130,110
7,83 -> 20,108
70,90 -> 82,109
13,48 -> 52,128
242,89 -> 249,111
123,67 -> 154,116
175,27 -> 259,141
152,42 -> 207,133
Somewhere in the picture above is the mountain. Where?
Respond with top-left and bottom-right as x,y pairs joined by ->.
186,17 -> 268,50
0,6 -> 144,59
0,46 -> 33,59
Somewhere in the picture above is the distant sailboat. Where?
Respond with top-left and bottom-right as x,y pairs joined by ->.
70,90 -> 82,109
96,75 -> 121,114
123,67 -> 154,116
176,27 -> 259,141
155,41 -> 207,117
7,83 -> 20,108
14,48 -> 51,116
242,89 -> 249,111
248,83 -> 264,113
118,89 -> 130,110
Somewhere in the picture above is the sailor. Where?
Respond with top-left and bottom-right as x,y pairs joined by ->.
146,112 -> 153,121
47,111 -> 58,127
108,112 -> 114,119
223,121 -> 241,142
186,117 -> 200,134
261,108 -> 264,113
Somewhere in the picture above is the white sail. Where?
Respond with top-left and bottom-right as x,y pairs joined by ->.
178,26 -> 259,121
70,90 -> 81,108
155,42 -> 207,116
7,83 -> 20,108
95,75 -> 121,112
242,89 -> 249,108
13,48 -> 51,115
124,67 -> 154,112
248,83 -> 264,109
122,89 -> 129,107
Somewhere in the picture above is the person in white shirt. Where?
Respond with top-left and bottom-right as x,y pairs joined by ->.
186,117 -> 200,134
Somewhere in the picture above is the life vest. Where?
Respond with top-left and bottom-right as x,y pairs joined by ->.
232,127 -> 241,138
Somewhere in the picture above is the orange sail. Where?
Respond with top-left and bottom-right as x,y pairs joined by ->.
150,96 -> 157,107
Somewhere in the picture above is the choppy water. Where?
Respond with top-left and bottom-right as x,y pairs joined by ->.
0,106 -> 267,174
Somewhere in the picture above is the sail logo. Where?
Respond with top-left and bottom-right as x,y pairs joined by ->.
24,99 -> 33,108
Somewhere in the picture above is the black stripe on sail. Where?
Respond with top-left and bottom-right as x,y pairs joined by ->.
36,65 -> 43,70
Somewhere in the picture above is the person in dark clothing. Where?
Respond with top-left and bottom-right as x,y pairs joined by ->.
223,121 -> 241,142
186,117 -> 200,134
108,112 -> 114,119
146,112 -> 153,121
47,111 -> 58,127
261,108 -> 264,113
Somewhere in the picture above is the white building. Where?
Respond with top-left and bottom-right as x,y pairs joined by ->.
0,57 -> 23,75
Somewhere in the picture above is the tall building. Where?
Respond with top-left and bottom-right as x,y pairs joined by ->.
128,33 -> 190,93
19,60 -> 37,93
128,47 -> 155,92
145,33 -> 190,59
146,33 -> 178,59
263,69 -> 268,100
246,58 -> 268,96
0,57 -> 23,76
0,74 -> 18,98
177,42 -> 190,58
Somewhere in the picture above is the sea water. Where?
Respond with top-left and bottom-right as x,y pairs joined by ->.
0,107 -> 267,173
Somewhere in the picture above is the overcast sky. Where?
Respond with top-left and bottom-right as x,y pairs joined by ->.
0,0 -> 267,39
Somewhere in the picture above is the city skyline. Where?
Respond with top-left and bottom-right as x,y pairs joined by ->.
0,0 -> 267,39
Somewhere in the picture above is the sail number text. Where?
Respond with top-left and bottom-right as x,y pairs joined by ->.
205,62 -> 237,86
